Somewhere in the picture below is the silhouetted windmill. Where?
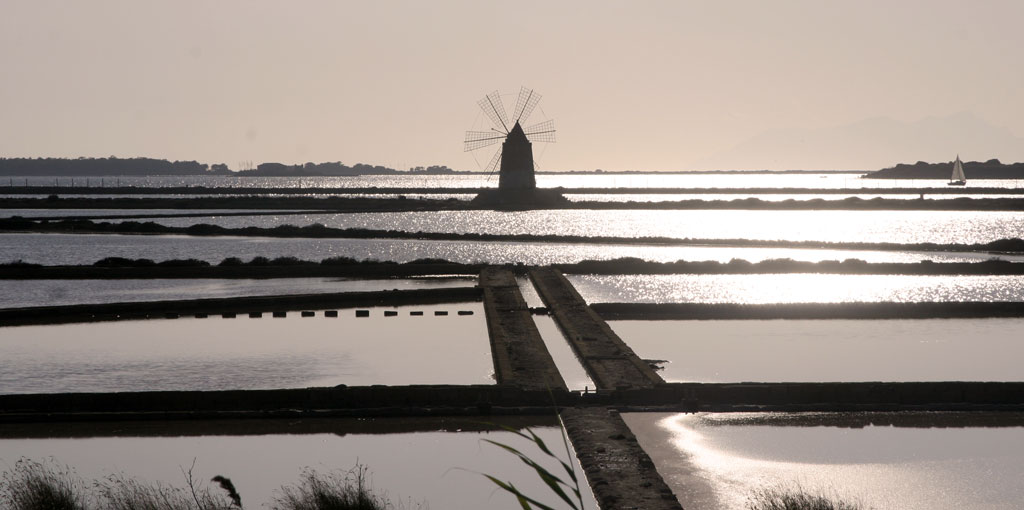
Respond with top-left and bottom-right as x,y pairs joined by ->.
464,87 -> 556,191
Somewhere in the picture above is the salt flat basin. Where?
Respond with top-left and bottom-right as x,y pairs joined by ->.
0,417 -> 595,510
610,318 -> 1024,382
569,273 -> 1024,304
0,303 -> 490,394
2,233 -> 1017,266
1,276 -> 476,309
564,192 -> 1024,202
0,208 -> 292,218
624,412 -> 1024,510
109,209 -> 1024,245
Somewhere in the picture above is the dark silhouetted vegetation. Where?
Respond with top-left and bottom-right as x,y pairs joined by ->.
747,486 -> 866,510
271,467 -> 397,510
0,459 -> 89,510
866,158 -> 1024,179
0,458 -> 401,510
0,157 -> 459,177
0,157 -> 217,176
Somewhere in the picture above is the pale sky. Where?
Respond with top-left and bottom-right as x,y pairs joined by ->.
2,1 -> 1022,171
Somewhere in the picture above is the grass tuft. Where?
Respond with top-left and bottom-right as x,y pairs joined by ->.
270,466 -> 393,510
748,486 -> 866,510
0,458 -> 90,510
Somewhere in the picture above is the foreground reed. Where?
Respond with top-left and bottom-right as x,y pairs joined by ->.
0,458 -> 395,510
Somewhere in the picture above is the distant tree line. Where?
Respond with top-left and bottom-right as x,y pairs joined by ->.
866,158 -> 1024,179
243,162 -> 453,176
0,157 -> 457,176
0,157 -> 220,176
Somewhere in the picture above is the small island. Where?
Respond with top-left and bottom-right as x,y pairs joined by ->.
864,158 -> 1024,179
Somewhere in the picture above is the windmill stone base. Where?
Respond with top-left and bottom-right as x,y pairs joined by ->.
471,188 -> 568,209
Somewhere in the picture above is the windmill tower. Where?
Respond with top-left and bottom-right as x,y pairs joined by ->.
464,87 -> 556,192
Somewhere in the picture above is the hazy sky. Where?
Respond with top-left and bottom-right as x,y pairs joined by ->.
2,1 -> 1022,171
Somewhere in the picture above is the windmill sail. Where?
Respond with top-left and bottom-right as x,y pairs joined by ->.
523,119 -> 556,143
951,156 -> 966,182
512,87 -> 542,123
464,87 -> 556,186
478,91 -> 509,133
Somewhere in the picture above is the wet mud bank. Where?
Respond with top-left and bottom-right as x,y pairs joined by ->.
0,385 -> 578,423
592,301 -> 1024,320
0,414 -> 559,439
0,287 -> 481,327
613,382 -> 1024,412
4,381 -> 1024,424
4,258 -> 1024,280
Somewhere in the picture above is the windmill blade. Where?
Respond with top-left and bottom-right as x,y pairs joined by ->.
523,119 -> 556,143
484,147 -> 502,177
477,91 -> 509,133
464,131 -> 506,152
512,87 -> 542,123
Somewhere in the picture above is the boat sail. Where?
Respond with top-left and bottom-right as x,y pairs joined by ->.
948,155 -> 966,186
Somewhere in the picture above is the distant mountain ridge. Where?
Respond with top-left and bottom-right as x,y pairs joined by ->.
865,159 -> 1024,180
694,112 -> 1024,170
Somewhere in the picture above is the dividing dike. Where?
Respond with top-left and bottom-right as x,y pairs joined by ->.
529,267 -> 664,390
561,407 -> 683,510
480,268 -> 567,391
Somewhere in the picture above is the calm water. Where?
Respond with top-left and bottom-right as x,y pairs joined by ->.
569,274 -> 1024,303
111,209 -> 1024,245
566,192 -> 1024,202
7,172 -> 1024,189
612,319 -> 1024,382
1,208 -> 289,218
0,421 -> 596,510
1,277 -> 475,309
0,304 -> 491,393
625,412 -> 1024,510
5,233 -> 1012,267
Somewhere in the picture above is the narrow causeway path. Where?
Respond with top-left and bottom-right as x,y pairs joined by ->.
480,267 -> 567,391
530,267 -> 664,390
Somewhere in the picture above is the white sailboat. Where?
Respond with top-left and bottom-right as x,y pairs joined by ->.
948,155 -> 966,186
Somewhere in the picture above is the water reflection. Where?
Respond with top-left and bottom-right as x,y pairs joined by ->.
611,319 -> 1024,382
566,193 -> 1024,202
0,419 -> 596,510
110,209 -> 1024,245
8,172 -> 1023,189
623,412 -> 1024,510
0,304 -> 491,394
570,274 -> 1024,304
1,276 -> 476,309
